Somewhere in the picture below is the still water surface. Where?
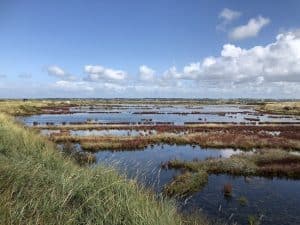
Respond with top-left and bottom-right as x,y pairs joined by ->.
94,144 -> 300,225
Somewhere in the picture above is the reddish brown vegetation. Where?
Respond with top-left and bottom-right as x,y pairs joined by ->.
223,183 -> 233,196
255,157 -> 300,178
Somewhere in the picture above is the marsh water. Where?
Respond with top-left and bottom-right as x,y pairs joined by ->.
21,104 -> 300,225
22,104 -> 300,126
94,145 -> 300,225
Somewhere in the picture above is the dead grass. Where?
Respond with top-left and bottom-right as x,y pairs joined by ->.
258,101 -> 300,115
48,126 -> 300,151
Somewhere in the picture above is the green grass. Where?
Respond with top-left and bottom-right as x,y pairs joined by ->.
0,113 -> 211,225
164,171 -> 208,197
0,99 -> 244,116
164,149 -> 300,196
238,196 -> 248,206
0,100 -> 44,115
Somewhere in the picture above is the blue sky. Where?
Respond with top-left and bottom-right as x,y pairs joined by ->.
1,0 -> 300,98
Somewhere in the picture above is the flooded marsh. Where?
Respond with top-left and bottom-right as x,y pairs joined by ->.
20,101 -> 300,225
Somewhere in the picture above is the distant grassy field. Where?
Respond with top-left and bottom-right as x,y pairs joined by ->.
0,113 -> 211,225
1,99 -> 299,116
258,101 -> 300,115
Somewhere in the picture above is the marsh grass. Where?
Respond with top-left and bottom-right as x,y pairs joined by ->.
238,196 -> 248,206
62,141 -> 96,165
258,101 -> 300,115
164,171 -> 208,197
247,215 -> 260,225
49,128 -> 300,151
0,113 -> 211,225
163,149 -> 300,196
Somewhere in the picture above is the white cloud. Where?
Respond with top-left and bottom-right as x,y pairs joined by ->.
169,30 -> 300,85
182,63 -> 201,79
217,8 -> 241,31
103,82 -> 126,92
229,16 -> 270,40
219,8 -> 241,23
48,66 -> 65,77
162,66 -> 181,80
53,80 -> 94,91
139,65 -> 155,81
221,44 -> 244,57
47,66 -> 76,81
84,65 -> 127,82
4,31 -> 300,99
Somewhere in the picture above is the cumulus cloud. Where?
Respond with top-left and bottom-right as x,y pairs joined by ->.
166,30 -> 300,85
162,66 -> 181,80
139,65 -> 155,81
84,65 -> 127,82
47,65 -> 76,81
217,8 -> 241,31
12,30 -> 298,98
219,8 -> 241,23
229,16 -> 270,40
0,74 -> 6,78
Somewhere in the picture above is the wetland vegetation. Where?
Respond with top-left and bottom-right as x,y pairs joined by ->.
163,149 -> 300,196
0,112 -> 213,225
1,99 -> 300,225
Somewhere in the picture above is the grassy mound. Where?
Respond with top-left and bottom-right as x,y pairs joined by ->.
164,149 -> 300,196
0,113 -> 206,225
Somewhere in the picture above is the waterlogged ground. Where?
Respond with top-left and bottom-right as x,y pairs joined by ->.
21,104 -> 300,225
94,145 -> 300,225
183,175 -> 300,225
40,129 -> 157,137
22,104 -> 300,125
94,145 -> 245,191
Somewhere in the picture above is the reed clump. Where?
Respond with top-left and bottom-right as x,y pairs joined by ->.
238,196 -> 248,206
164,171 -> 208,197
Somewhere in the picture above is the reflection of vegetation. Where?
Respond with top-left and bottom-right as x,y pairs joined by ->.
0,113 -> 210,225
62,141 -> 96,165
163,149 -> 300,196
247,215 -> 259,225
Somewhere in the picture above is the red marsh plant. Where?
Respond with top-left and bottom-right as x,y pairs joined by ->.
223,183 -> 233,197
